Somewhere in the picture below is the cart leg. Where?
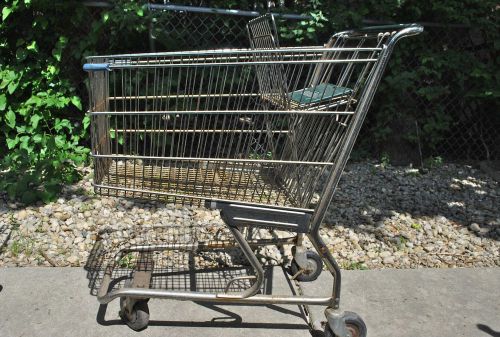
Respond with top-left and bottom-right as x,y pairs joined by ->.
120,251 -> 153,331
324,308 -> 349,337
222,224 -> 265,298
126,251 -> 153,308
308,230 -> 341,309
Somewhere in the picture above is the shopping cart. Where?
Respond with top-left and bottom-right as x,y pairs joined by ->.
83,15 -> 422,336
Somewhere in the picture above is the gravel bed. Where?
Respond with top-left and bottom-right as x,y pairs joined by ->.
0,161 -> 498,269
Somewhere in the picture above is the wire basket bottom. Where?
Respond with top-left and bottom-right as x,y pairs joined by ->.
85,242 -> 275,296
94,160 -> 294,207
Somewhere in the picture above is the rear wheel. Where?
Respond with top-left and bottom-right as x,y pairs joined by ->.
120,297 -> 150,331
290,250 -> 323,282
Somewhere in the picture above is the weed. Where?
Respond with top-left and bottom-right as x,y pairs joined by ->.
380,153 -> 390,169
396,236 -> 408,249
9,214 -> 20,230
424,156 -> 444,169
411,223 -> 422,230
79,203 -> 93,212
10,240 -> 20,257
9,236 -> 36,257
118,253 -> 135,269
343,261 -> 368,270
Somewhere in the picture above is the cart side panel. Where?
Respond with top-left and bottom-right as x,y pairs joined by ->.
88,68 -> 112,187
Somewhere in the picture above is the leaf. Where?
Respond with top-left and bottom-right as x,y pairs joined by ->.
52,49 -> 62,62
5,109 -> 16,128
26,40 -> 38,52
52,36 -> 69,61
26,95 -> 42,106
1,71 -> 16,89
0,94 -> 6,110
19,135 -> 31,151
47,65 -> 57,75
54,135 -> 66,148
7,81 -> 18,94
2,7 -> 12,21
82,115 -> 90,130
32,134 -> 42,143
54,118 -> 72,131
30,114 -> 41,129
71,96 -> 82,110
6,137 -> 19,149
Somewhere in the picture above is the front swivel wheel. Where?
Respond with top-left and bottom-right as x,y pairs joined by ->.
120,297 -> 150,331
324,311 -> 367,337
290,250 -> 323,282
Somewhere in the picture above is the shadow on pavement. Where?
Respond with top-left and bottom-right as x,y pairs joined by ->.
477,323 -> 500,337
85,236 -> 312,334
96,302 -> 309,331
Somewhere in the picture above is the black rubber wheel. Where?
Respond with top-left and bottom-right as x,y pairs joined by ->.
120,298 -> 150,331
290,251 -> 323,282
324,311 -> 367,337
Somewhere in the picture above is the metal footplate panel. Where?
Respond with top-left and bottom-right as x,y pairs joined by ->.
207,200 -> 312,233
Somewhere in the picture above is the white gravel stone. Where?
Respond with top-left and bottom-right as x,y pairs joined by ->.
469,223 -> 481,232
0,161 -> 498,270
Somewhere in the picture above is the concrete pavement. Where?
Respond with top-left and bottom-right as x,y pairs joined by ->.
0,267 -> 499,337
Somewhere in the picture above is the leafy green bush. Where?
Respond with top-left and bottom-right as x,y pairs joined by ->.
1,1 -> 88,203
281,1 -> 499,161
0,0 -> 148,203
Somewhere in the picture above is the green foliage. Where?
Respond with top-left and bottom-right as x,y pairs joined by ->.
380,153 -> 391,169
424,156 -> 444,169
284,0 -> 499,161
1,1 -> 88,203
411,223 -> 422,230
0,0 -> 149,204
396,236 -> 408,249
118,253 -> 135,269
342,261 -> 368,270
280,8 -> 327,44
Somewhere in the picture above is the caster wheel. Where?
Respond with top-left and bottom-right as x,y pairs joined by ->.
324,311 -> 367,337
290,250 -> 323,282
120,297 -> 150,331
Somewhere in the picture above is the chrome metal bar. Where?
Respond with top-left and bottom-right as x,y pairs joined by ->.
86,47 -> 382,60
224,225 -> 264,298
91,154 -> 335,166
97,287 -> 333,305
111,129 -> 290,134
106,59 -> 378,69
93,183 -> 314,212
89,110 -> 356,115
